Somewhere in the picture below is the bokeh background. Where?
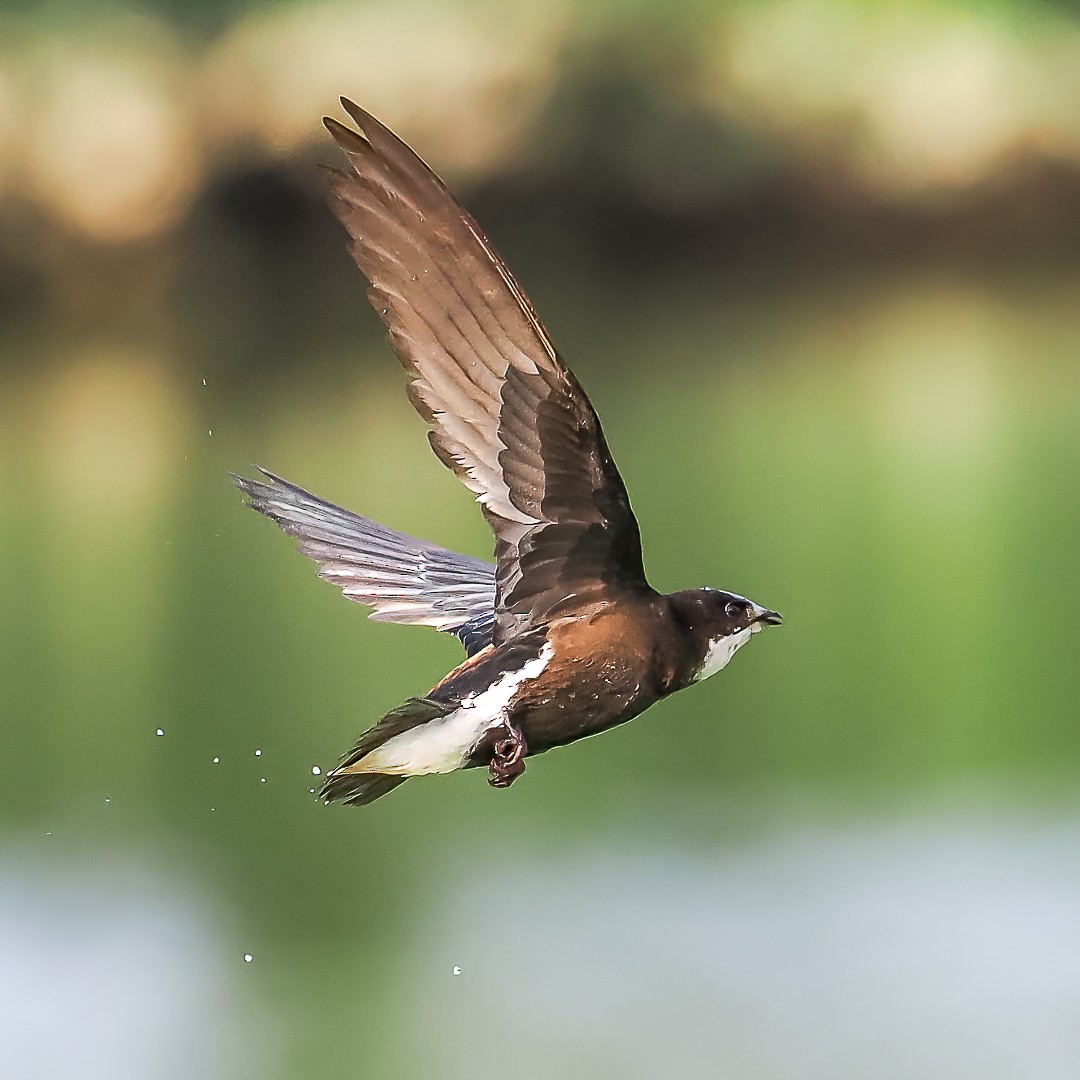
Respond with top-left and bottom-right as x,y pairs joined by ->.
3,0 -> 1080,1076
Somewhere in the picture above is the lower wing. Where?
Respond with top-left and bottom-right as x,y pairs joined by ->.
231,468 -> 496,654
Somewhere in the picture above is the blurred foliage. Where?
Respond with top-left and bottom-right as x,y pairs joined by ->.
4,0 -> 1080,254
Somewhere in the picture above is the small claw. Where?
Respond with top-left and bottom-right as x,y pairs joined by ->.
488,722 -> 527,789
488,756 -> 526,789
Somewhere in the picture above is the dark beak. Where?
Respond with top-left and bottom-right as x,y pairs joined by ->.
756,609 -> 783,626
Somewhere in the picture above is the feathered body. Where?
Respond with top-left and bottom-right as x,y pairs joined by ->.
233,101 -> 781,806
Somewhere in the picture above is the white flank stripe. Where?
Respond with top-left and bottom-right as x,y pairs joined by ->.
357,642 -> 554,775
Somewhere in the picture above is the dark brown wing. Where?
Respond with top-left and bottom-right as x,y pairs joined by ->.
323,99 -> 651,643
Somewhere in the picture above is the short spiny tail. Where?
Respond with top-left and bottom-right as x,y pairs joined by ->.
318,696 -> 449,807
319,772 -> 406,808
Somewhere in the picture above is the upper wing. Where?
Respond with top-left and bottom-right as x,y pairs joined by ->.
323,99 -> 652,643
232,468 -> 496,654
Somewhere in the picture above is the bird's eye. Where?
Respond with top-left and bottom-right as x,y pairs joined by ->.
725,600 -> 747,620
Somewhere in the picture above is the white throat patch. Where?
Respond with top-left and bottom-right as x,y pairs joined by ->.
693,626 -> 755,683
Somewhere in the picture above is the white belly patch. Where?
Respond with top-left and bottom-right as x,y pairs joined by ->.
357,642 -> 554,775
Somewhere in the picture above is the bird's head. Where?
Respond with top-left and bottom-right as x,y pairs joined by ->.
670,587 -> 783,684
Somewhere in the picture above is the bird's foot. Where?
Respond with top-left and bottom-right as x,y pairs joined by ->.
488,722 -> 527,789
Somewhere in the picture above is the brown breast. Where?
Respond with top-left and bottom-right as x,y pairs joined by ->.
512,595 -> 673,753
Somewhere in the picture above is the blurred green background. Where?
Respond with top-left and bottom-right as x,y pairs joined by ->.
3,0 -> 1080,1077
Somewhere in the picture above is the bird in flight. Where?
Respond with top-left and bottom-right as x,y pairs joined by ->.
233,99 -> 782,807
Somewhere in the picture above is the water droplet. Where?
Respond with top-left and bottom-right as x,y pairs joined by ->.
254,749 -> 262,757
243,953 -> 253,964
452,966 -> 462,976
311,765 -> 322,776
155,728 -> 164,736
212,756 -> 220,764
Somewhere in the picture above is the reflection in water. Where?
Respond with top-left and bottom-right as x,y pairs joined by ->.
414,812 -> 1080,1079
0,855 -> 278,1080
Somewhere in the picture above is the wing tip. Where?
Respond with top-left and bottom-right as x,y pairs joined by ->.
323,114 -> 370,156
325,98 -> 390,151
229,464 -> 295,499
338,96 -> 366,123
229,467 -> 262,500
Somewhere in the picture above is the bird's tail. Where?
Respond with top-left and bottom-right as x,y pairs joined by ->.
319,772 -> 406,807
319,696 -> 449,807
